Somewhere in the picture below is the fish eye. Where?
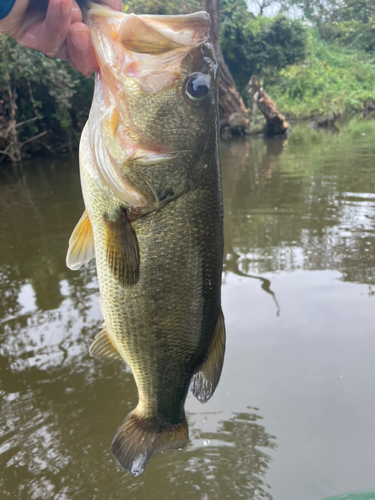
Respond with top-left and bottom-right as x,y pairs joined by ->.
186,75 -> 210,102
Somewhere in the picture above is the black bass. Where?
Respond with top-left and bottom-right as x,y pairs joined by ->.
66,2 -> 225,476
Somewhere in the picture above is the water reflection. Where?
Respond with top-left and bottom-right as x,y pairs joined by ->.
308,122 -> 340,135
184,410 -> 276,499
222,137 -> 283,315
221,118 -> 375,284
0,376 -> 276,500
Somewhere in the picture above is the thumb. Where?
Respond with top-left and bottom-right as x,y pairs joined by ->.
67,23 -> 98,77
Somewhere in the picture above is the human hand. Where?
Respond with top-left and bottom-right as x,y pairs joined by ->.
0,0 -> 122,77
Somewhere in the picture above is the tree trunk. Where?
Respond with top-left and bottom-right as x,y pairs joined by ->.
204,0 -> 249,131
249,76 -> 289,136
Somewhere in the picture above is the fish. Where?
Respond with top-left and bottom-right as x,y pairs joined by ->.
66,2 -> 225,476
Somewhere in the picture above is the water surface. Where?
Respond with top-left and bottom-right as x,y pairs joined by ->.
1,117 -> 375,499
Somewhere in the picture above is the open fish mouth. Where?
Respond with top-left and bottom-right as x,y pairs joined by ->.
85,4 -> 210,55
85,6 -> 211,93
119,12 -> 210,54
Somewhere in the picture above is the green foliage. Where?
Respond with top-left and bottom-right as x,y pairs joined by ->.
269,0 -> 375,118
220,1 -> 306,93
122,0 -> 201,15
265,31 -> 375,118
283,0 -> 375,24
0,35 -> 93,156
319,18 -> 375,52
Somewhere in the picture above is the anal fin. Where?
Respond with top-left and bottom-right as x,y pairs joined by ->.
104,210 -> 139,286
90,324 -> 123,361
190,310 -> 226,403
66,210 -> 95,270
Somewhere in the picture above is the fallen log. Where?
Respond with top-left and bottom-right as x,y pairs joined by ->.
248,76 -> 289,136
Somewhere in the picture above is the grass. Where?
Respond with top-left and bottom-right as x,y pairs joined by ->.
264,31 -> 375,119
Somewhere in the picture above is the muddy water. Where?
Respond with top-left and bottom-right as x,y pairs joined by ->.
1,117 -> 375,500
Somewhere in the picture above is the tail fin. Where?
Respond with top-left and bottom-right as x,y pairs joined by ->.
111,408 -> 188,476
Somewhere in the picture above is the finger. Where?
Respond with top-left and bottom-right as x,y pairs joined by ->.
43,0 -> 73,56
67,23 -> 98,77
98,0 -> 122,11
20,0 -> 72,57
71,0 -> 83,24
55,43 -> 69,62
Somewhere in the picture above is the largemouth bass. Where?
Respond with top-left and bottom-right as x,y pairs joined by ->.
66,3 -> 225,476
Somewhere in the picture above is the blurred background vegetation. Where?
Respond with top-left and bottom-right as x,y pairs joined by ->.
1,0 -> 375,159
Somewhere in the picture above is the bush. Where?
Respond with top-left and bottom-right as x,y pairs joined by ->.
0,35 -> 93,158
220,1 -> 306,92
319,19 -> 375,53
122,0 -> 201,14
264,31 -> 375,118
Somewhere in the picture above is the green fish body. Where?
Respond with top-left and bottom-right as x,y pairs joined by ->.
67,4 -> 225,476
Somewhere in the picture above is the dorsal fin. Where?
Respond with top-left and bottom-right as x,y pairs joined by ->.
104,210 -> 140,286
90,324 -> 123,361
66,210 -> 95,270
190,310 -> 226,403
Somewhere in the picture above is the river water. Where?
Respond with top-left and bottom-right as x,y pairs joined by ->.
1,117 -> 375,500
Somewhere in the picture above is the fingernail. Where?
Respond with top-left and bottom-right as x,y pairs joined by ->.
61,0 -> 72,16
71,30 -> 90,52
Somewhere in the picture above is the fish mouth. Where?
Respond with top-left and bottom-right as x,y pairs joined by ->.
86,6 -> 211,92
117,12 -> 210,55
86,5 -> 210,55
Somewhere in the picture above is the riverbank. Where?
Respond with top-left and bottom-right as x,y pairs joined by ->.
262,31 -> 375,121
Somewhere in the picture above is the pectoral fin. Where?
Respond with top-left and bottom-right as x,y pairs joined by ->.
104,210 -> 140,286
190,310 -> 226,403
66,210 -> 95,270
90,324 -> 123,361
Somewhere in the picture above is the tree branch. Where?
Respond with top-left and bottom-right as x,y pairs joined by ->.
320,1 -> 375,17
20,130 -> 47,147
15,116 -> 40,128
0,149 -> 17,162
